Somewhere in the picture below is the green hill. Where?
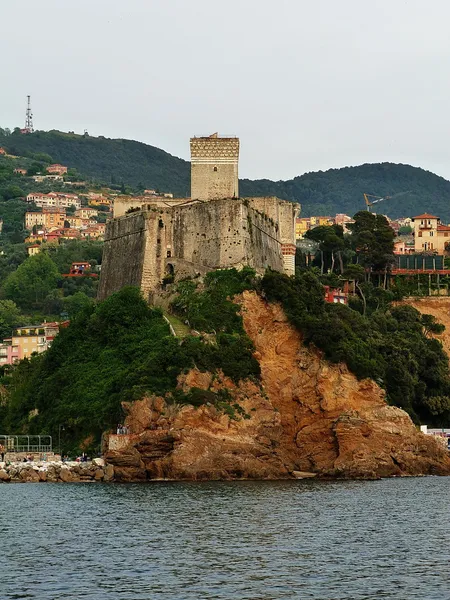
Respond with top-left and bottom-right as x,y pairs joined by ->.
2,129 -> 450,221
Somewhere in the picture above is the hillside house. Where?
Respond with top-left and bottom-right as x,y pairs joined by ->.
412,213 -> 450,253
47,164 -> 68,175
27,244 -> 41,256
14,168 -> 27,175
0,147 -> 6,155
75,207 -> 98,219
0,322 -> 68,365
27,192 -> 81,210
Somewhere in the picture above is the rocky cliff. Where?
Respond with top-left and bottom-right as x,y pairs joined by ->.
105,292 -> 450,481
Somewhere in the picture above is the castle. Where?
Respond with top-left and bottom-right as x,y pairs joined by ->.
98,134 -> 299,301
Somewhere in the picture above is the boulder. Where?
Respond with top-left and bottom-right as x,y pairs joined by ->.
94,468 -> 104,481
0,469 -> 10,482
103,463 -> 114,481
292,471 -> 318,479
59,467 -> 75,482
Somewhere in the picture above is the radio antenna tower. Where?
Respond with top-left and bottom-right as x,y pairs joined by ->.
23,95 -> 34,134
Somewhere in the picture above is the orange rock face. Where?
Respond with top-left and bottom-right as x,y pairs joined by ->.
105,292 -> 450,481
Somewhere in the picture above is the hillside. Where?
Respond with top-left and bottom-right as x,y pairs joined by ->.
2,129 -> 450,220
0,129 -> 190,197
2,269 -> 449,478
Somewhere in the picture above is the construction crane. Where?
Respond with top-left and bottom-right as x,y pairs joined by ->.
363,191 -> 410,212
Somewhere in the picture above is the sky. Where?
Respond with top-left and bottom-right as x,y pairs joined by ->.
1,0 -> 450,182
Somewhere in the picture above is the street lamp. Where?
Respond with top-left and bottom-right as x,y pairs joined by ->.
58,424 -> 65,457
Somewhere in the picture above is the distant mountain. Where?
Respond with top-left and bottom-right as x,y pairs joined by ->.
1,129 -> 450,221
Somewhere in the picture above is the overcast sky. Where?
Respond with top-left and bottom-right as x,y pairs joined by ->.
1,0 -> 450,181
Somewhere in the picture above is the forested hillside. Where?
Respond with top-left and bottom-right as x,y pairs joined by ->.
0,129 -> 190,197
2,129 -> 450,220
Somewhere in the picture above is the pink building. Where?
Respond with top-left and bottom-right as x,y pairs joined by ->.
0,339 -> 20,365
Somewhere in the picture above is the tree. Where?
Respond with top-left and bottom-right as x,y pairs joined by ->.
0,300 -> 26,339
2,253 -> 62,309
304,225 -> 347,274
347,211 -> 395,284
26,162 -> 45,176
1,185 -> 25,200
420,314 -> 445,338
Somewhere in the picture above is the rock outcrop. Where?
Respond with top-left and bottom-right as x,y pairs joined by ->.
105,292 -> 450,481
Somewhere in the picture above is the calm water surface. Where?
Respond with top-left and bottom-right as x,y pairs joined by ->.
1,478 -> 448,599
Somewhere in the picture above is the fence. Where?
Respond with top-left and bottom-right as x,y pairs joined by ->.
0,435 -> 52,454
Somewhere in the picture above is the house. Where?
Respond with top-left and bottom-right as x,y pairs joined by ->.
295,217 -> 311,239
54,227 -> 81,240
47,164 -> 68,175
394,240 -> 415,255
26,192 -> 81,210
27,244 -> 41,256
33,174 -> 63,183
324,285 -> 348,305
70,262 -> 90,275
0,322 -> 67,364
0,147 -> 7,155
14,168 -> 27,175
0,339 -> 20,365
80,226 -> 104,240
74,207 -> 98,219
88,196 -> 112,207
412,213 -> 450,253
25,208 -> 66,231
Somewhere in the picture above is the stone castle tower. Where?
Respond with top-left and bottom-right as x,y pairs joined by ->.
98,134 -> 299,302
190,133 -> 239,200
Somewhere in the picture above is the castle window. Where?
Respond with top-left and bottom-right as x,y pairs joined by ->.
213,166 -> 218,172
167,250 -> 171,258
158,219 -> 164,228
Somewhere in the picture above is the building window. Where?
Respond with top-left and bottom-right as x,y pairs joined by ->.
430,231 -> 434,236
213,166 -> 218,172
418,231 -> 422,237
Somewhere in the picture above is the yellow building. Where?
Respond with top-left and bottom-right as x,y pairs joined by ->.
11,326 -> 47,360
295,218 -> 310,239
27,244 -> 41,256
412,213 -> 450,253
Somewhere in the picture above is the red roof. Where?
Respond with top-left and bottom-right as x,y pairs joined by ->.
437,224 -> 450,231
412,213 -> 439,220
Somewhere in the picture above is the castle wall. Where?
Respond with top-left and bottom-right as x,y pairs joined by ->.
98,199 -> 284,300
247,196 -> 299,276
98,212 -> 147,300
190,136 -> 239,200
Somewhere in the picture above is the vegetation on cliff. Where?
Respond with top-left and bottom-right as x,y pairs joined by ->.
261,270 -> 450,424
3,129 -> 450,220
1,262 -> 449,453
0,274 -> 260,453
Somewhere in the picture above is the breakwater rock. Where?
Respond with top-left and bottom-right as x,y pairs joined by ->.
105,291 -> 450,482
0,459 -> 114,483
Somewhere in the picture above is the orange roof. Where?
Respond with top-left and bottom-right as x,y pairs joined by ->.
412,213 -> 439,220
437,224 -> 450,231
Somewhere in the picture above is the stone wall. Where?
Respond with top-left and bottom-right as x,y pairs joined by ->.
98,198 -> 286,300
98,211 -> 147,300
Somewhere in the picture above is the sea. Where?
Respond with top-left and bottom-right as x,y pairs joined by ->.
1,477 -> 448,599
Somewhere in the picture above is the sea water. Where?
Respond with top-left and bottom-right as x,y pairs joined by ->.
1,478 -> 448,599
